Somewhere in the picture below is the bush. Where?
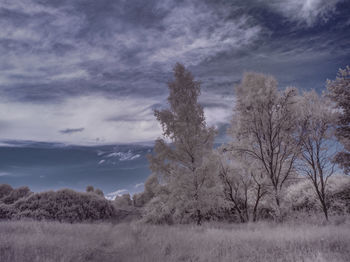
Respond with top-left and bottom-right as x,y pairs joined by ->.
0,203 -> 16,219
328,176 -> 350,215
1,186 -> 32,205
142,193 -> 174,225
0,184 -> 13,199
284,176 -> 350,218
13,189 -> 116,223
285,179 -> 318,213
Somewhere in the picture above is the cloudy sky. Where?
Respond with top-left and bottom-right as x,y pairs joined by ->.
1,0 -> 349,146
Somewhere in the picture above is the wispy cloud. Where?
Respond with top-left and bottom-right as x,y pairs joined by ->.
59,128 -> 85,134
260,0 -> 342,26
0,96 -> 161,145
134,183 -> 144,188
106,189 -> 128,200
0,172 -> 10,177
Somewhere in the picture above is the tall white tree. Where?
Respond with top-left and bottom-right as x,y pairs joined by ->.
296,90 -> 337,220
148,63 -> 216,225
228,72 -> 300,219
327,66 -> 350,174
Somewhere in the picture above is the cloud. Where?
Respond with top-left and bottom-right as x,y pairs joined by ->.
0,0 -> 349,146
0,89 -> 235,145
134,183 -> 144,188
145,3 -> 261,66
0,95 -> 162,145
200,92 -> 234,127
260,0 -> 342,26
106,189 -> 128,200
0,0 -> 262,103
59,128 -> 84,134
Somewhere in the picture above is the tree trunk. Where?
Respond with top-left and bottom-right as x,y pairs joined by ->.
253,186 -> 262,222
274,189 -> 282,222
196,209 -> 202,225
320,198 -> 329,221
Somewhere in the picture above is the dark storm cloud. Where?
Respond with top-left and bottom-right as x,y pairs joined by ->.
59,128 -> 84,134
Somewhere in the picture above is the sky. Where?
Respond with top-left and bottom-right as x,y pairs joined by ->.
0,0 -> 349,195
1,0 -> 349,145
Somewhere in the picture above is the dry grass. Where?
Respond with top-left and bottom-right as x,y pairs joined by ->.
0,220 -> 350,262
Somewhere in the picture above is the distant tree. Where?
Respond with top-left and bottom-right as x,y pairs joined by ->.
86,185 -> 104,197
133,174 -> 159,207
327,66 -> 350,174
1,186 -> 31,205
148,63 -> 216,225
94,188 -> 104,197
0,184 -> 13,200
115,193 -> 133,208
228,73 -> 301,220
86,186 -> 94,193
296,90 -> 337,220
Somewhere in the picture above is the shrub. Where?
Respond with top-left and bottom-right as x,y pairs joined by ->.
13,189 -> 115,222
0,184 -> 13,200
1,186 -> 32,205
0,203 -> 15,219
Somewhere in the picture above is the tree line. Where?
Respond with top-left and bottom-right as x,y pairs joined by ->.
0,64 -> 349,224
137,63 -> 350,224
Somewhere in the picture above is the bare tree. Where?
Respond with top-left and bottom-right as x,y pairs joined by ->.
296,90 -> 337,220
216,150 -> 268,222
327,66 -> 350,174
228,72 -> 300,219
148,63 -> 216,225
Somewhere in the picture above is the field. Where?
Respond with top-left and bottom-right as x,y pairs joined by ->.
1,220 -> 350,262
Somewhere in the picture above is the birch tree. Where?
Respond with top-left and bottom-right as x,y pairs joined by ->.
297,90 -> 337,220
148,63 -> 216,225
228,72 -> 300,219
327,66 -> 350,174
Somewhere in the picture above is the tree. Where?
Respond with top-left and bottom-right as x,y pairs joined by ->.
1,186 -> 31,205
86,186 -> 94,193
296,90 -> 337,220
86,185 -> 104,197
327,66 -> 350,174
133,174 -> 159,207
94,188 -> 104,197
115,193 -> 133,208
148,63 -> 216,225
227,72 -> 300,219
215,150 -> 268,222
0,184 -> 13,200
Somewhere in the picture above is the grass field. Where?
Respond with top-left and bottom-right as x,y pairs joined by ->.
1,220 -> 350,262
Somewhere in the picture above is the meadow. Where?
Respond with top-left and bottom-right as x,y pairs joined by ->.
1,220 -> 350,262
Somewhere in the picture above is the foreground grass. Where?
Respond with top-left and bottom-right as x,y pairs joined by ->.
1,220 -> 350,262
